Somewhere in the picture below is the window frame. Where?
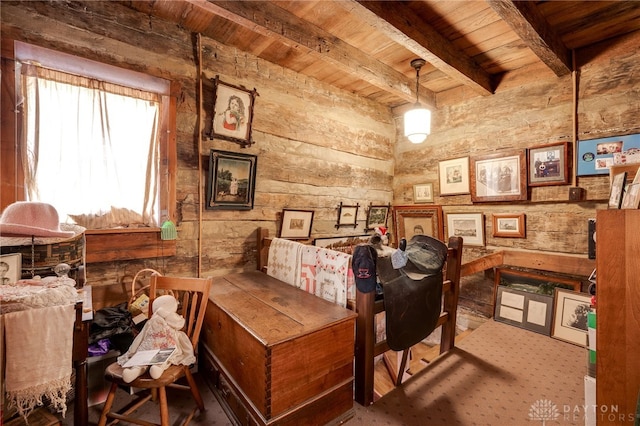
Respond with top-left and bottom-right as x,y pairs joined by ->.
0,39 -> 181,260
1,40 -> 177,234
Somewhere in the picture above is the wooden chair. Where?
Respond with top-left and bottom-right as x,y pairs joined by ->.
98,275 -> 212,426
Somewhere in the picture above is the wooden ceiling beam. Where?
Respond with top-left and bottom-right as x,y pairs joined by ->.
186,0 -> 435,106
346,0 -> 494,96
487,0 -> 572,76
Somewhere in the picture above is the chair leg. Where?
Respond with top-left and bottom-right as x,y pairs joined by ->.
395,349 -> 410,386
184,369 -> 205,411
98,382 -> 119,426
159,386 -> 169,426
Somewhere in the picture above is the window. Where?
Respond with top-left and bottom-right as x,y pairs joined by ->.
9,42 -> 176,230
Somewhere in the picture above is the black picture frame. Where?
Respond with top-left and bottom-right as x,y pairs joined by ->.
336,202 -> 359,229
365,204 -> 390,231
280,209 -> 315,239
209,76 -> 258,148
206,149 -> 257,210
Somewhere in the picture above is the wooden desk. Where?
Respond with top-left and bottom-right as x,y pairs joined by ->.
200,271 -> 357,426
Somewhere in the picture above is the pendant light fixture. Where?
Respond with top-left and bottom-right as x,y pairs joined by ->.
404,58 -> 431,144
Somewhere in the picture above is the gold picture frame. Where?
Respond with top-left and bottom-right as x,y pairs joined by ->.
392,205 -> 443,245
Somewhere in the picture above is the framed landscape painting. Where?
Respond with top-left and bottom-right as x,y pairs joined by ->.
446,212 -> 485,246
492,213 -> 526,238
365,204 -> 390,231
206,149 -> 257,210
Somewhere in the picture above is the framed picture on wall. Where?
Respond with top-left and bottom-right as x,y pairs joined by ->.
438,157 -> 470,195
527,142 -> 571,186
280,209 -> 314,239
209,76 -> 259,148
576,134 -> 640,176
413,183 -> 434,203
446,212 -> 485,246
365,204 -> 390,231
336,203 -> 359,228
392,205 -> 443,244
206,150 -> 258,210
492,213 -> 526,238
470,149 -> 527,202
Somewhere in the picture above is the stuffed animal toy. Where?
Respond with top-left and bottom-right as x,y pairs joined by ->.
117,294 -> 196,383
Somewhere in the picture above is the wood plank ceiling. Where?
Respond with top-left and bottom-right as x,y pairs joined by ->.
123,0 -> 640,110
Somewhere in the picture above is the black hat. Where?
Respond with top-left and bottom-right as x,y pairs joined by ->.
351,244 -> 377,293
402,235 -> 448,280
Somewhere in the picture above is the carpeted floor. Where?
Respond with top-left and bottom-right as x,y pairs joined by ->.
60,319 -> 586,426
350,319 -> 587,425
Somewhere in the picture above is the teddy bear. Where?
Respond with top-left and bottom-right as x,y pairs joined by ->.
117,294 -> 196,383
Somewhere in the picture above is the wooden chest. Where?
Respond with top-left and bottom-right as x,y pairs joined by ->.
200,271 -> 357,426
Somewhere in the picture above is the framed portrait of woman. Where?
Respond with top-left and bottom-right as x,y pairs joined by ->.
209,76 -> 258,148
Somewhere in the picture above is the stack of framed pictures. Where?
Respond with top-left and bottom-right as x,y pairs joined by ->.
493,268 -> 588,345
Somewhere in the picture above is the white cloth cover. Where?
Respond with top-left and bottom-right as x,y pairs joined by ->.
298,246 -> 351,307
266,237 -> 304,286
4,304 -> 75,419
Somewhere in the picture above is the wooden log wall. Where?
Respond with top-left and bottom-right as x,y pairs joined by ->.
392,31 -> 640,265
2,2 -> 639,309
0,1 -> 394,298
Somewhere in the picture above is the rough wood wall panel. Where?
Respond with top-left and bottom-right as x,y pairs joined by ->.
3,3 -> 639,302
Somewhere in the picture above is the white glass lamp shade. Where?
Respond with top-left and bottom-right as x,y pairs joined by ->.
404,106 -> 431,144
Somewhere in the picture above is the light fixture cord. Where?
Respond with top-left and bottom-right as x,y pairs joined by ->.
414,65 -> 421,105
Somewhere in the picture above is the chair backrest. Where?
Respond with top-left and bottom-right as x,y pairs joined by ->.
148,275 -> 212,350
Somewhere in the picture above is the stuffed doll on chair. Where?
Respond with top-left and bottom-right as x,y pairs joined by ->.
117,294 -> 196,383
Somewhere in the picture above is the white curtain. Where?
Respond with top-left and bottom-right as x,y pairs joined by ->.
20,63 -> 160,228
